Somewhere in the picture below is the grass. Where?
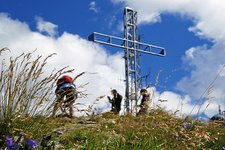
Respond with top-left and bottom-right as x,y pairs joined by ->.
1,110 -> 223,149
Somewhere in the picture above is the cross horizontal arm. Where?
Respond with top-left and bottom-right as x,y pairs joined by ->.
88,32 -> 166,56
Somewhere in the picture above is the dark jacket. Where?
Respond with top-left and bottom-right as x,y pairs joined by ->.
108,93 -> 122,113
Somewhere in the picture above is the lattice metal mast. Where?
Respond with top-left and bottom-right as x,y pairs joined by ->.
124,7 -> 140,113
88,7 -> 166,113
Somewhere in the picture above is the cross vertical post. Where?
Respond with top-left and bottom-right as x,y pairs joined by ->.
88,7 -> 166,114
124,7 -> 140,113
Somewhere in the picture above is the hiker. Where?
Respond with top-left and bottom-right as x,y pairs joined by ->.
107,89 -> 122,114
51,75 -> 77,118
137,89 -> 150,115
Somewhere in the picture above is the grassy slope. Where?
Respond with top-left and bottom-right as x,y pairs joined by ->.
2,109 -> 225,150
1,50 -> 223,149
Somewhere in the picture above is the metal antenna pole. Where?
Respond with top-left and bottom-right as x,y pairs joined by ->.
88,7 -> 166,114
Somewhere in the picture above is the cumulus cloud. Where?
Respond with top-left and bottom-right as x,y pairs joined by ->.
155,91 -> 195,115
89,1 -> 99,13
35,16 -> 58,37
177,42 -> 225,117
112,0 -> 225,42
148,89 -> 217,119
0,13 -> 125,116
111,0 -> 225,117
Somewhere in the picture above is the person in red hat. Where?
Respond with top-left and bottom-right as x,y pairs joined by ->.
51,75 -> 77,118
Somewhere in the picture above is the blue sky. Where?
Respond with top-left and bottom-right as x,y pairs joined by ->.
1,0 -> 225,118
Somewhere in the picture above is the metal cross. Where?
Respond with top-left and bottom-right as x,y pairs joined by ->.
88,7 -> 166,113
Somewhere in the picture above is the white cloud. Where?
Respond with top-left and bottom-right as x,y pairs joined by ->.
150,89 -> 219,118
111,0 -> 225,118
178,43 -> 225,99
219,64 -> 225,77
0,13 -> 125,116
112,0 -> 225,41
89,1 -> 99,13
35,16 -> 58,37
156,91 -> 194,115
185,47 -> 197,59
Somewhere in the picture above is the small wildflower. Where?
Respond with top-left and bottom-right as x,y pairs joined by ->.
6,136 -> 14,150
182,122 -> 191,129
222,146 -> 225,150
27,139 -> 38,148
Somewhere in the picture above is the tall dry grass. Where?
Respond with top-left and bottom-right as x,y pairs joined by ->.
0,48 -> 72,123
